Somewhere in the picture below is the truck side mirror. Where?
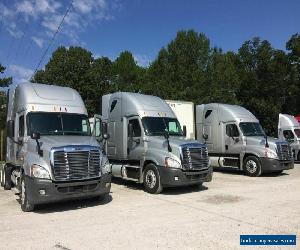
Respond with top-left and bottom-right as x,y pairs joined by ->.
182,125 -> 187,137
128,123 -> 134,138
163,131 -> 169,139
7,120 -> 14,138
203,134 -> 208,140
102,122 -> 109,140
30,132 -> 43,157
31,132 -> 40,140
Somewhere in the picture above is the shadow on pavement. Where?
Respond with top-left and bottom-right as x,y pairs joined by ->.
112,177 -> 209,195
112,178 -> 143,191
213,167 -> 289,177
161,184 -> 208,195
17,194 -> 113,214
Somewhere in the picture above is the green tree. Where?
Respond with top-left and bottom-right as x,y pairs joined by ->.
86,57 -> 113,114
285,33 -> 300,115
237,38 -> 290,135
111,51 -> 144,92
147,30 -> 210,102
0,64 -> 12,129
204,49 -> 241,104
32,46 -> 96,114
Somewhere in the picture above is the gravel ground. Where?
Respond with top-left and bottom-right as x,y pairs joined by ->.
0,165 -> 299,250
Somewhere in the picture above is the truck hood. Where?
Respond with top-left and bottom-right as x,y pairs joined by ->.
245,136 -> 286,150
24,136 -> 102,176
145,135 -> 206,164
148,136 -> 205,148
38,136 -> 101,152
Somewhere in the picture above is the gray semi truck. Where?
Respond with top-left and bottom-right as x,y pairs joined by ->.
0,83 -> 111,211
278,113 -> 300,161
196,104 -> 294,176
93,92 -> 213,194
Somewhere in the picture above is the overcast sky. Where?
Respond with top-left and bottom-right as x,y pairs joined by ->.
0,0 -> 299,83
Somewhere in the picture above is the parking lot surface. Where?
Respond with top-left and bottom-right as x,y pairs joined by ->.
0,165 -> 299,250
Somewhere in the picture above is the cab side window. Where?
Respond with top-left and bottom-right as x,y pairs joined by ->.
19,115 -> 24,137
226,124 -> 239,137
283,130 -> 294,139
128,119 -> 141,137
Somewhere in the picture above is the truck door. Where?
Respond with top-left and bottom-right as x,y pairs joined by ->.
15,112 -> 25,165
127,117 -> 144,163
223,123 -> 243,167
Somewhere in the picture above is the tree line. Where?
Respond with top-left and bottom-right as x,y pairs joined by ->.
1,30 -> 300,136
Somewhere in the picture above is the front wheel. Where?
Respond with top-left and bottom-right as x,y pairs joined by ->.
143,164 -> 163,194
0,167 -> 4,187
3,165 -> 13,190
243,156 -> 262,177
20,177 -> 35,212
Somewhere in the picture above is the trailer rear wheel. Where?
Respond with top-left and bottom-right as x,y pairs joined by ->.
3,165 -> 13,190
243,156 -> 262,177
20,177 -> 35,212
143,164 -> 163,194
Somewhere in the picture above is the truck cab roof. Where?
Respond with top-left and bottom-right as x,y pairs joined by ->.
102,92 -> 176,119
196,103 -> 258,123
278,113 -> 300,129
7,82 -> 87,120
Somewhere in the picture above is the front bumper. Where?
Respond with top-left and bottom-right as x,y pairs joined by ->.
157,166 -> 213,187
260,158 -> 294,173
25,173 -> 112,205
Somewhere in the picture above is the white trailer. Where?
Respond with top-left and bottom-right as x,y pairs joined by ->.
165,100 -> 195,139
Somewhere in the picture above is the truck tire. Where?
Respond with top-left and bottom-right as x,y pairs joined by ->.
143,164 -> 163,194
0,167 -> 4,187
3,165 -> 13,190
20,176 -> 35,212
243,156 -> 262,177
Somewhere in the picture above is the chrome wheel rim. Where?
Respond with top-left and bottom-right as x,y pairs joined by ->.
246,160 -> 257,174
21,180 -> 25,205
145,170 -> 156,189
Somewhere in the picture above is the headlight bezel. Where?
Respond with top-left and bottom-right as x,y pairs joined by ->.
31,164 -> 51,179
265,148 -> 278,159
101,157 -> 111,174
164,157 -> 181,168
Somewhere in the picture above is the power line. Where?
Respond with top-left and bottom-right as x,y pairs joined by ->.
31,0 -> 73,80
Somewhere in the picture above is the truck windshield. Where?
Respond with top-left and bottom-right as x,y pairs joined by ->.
27,112 -> 91,136
142,117 -> 183,136
295,129 -> 300,138
239,122 -> 265,137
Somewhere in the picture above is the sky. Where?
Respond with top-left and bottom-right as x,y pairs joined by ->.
0,0 -> 299,83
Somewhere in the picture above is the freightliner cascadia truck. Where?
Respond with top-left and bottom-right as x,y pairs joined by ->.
93,92 -> 212,194
167,101 -> 294,177
0,83 -> 111,211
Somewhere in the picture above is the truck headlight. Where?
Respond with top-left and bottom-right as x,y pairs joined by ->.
31,164 -> 51,179
165,157 -> 181,168
265,149 -> 278,159
101,159 -> 111,174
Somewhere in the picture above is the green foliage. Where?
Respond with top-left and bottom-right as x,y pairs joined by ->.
30,31 -> 300,136
0,64 -> 12,129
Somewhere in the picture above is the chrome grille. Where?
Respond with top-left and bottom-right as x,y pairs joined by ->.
51,146 -> 101,181
276,143 -> 293,161
181,146 -> 209,171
